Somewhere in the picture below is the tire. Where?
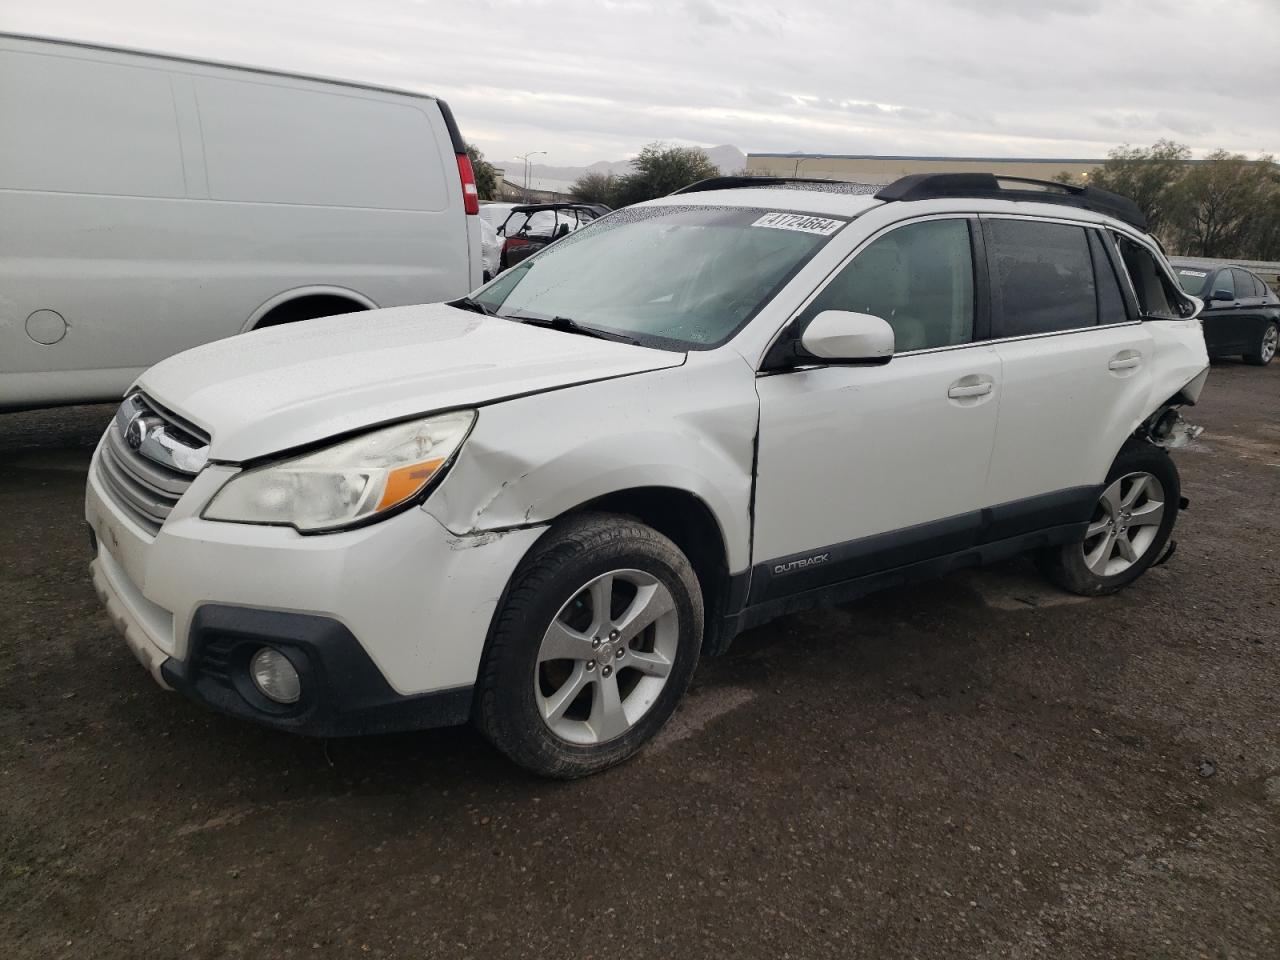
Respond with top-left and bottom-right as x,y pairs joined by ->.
474,512 -> 704,778
1039,441 -> 1180,597
1243,322 -> 1278,366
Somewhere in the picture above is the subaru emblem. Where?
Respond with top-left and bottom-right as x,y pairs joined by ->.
125,415 -> 147,450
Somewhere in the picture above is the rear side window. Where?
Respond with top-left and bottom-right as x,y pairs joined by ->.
986,219 -> 1097,336
0,50 -> 185,198
799,218 -> 975,351
1114,235 -> 1188,319
1087,230 -> 1129,325
195,78 -> 446,210
1232,268 -> 1257,298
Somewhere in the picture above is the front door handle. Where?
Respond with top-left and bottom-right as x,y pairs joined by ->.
947,380 -> 993,399
1108,353 -> 1143,371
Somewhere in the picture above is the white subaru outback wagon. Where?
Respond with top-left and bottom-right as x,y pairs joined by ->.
86,173 -> 1210,777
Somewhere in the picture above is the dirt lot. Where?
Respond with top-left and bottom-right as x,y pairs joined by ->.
2,362 -> 1278,959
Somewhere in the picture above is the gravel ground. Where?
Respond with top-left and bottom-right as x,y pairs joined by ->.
1,361 -> 1277,959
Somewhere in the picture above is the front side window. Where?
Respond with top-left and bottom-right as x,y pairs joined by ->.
1114,235 -> 1190,319
474,205 -> 842,349
797,218 -> 975,352
986,219 -> 1097,337
1211,269 -> 1235,300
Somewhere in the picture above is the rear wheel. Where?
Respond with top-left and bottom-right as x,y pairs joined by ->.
1244,322 -> 1278,366
474,513 -> 703,778
1039,442 -> 1179,596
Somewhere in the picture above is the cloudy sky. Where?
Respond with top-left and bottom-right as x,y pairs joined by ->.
4,0 -> 1278,166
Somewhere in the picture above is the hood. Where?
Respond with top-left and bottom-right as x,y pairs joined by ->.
136,303 -> 684,461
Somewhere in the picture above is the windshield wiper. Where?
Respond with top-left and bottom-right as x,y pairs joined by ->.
448,296 -> 496,316
506,314 -> 639,345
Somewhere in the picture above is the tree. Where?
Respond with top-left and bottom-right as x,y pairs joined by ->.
1165,151 -> 1278,258
570,171 -> 617,205
466,143 -> 498,201
610,143 -> 720,207
1051,171 -> 1078,185
1089,139 -> 1191,235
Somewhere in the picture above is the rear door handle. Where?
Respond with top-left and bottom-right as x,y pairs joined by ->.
947,381 -> 993,399
1108,354 -> 1142,371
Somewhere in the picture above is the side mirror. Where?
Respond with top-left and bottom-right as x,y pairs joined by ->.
800,310 -> 895,364
1210,289 -> 1234,303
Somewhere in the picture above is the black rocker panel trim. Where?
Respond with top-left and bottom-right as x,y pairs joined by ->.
748,485 -> 1100,606
737,521 -> 1088,632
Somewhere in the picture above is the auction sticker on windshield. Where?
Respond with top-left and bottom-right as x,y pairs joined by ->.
751,212 -> 845,236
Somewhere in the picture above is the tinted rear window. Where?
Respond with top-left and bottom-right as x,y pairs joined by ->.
986,219 -> 1097,337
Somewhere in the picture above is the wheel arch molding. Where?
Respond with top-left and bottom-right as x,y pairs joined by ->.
243,285 -> 379,332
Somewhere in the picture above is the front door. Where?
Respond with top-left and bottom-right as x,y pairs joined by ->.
752,217 -> 1000,604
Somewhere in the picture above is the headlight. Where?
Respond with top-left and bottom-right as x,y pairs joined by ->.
203,410 -> 475,532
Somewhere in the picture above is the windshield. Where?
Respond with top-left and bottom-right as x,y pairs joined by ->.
473,204 -> 844,349
1173,267 -> 1209,294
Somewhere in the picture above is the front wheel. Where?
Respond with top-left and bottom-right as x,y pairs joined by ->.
1039,442 -> 1179,596
1244,322 -> 1278,366
474,513 -> 703,778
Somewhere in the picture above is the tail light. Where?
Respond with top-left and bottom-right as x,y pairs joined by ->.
455,154 -> 480,215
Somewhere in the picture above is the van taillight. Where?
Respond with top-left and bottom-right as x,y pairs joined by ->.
456,154 -> 480,215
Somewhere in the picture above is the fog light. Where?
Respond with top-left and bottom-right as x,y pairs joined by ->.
250,647 -> 300,704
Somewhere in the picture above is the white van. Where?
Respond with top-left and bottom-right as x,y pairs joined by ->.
0,33 -> 483,409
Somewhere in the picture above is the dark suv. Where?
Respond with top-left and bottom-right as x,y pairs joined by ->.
1171,262 -> 1280,365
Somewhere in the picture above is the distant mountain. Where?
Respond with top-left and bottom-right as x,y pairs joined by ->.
494,145 -> 746,185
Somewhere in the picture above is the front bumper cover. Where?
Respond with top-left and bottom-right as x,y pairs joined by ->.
162,604 -> 473,737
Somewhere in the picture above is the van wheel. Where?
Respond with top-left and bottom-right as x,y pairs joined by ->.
1038,442 -> 1179,596
474,513 -> 703,778
1244,322 -> 1278,366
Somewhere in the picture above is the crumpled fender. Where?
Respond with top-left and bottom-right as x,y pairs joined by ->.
425,353 -> 760,572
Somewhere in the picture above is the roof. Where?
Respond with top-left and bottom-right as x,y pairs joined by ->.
1,31 -> 438,104
1170,258 -> 1280,274
748,152 -> 1109,164
650,186 -> 885,218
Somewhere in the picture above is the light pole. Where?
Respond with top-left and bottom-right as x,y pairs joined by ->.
516,150 -> 546,201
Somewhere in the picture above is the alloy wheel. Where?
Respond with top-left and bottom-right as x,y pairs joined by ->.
1262,324 -> 1278,364
535,569 -> 679,745
1082,471 -> 1166,576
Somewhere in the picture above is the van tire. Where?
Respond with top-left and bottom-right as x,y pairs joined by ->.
473,513 -> 703,778
254,295 -> 367,329
1038,442 -> 1179,597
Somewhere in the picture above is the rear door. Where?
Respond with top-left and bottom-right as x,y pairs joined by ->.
984,217 -> 1154,516
1231,268 -> 1268,353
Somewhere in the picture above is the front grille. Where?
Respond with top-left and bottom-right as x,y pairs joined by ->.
95,393 -> 210,537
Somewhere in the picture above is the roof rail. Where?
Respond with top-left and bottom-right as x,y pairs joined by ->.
874,173 -> 1148,231
670,175 -> 858,195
